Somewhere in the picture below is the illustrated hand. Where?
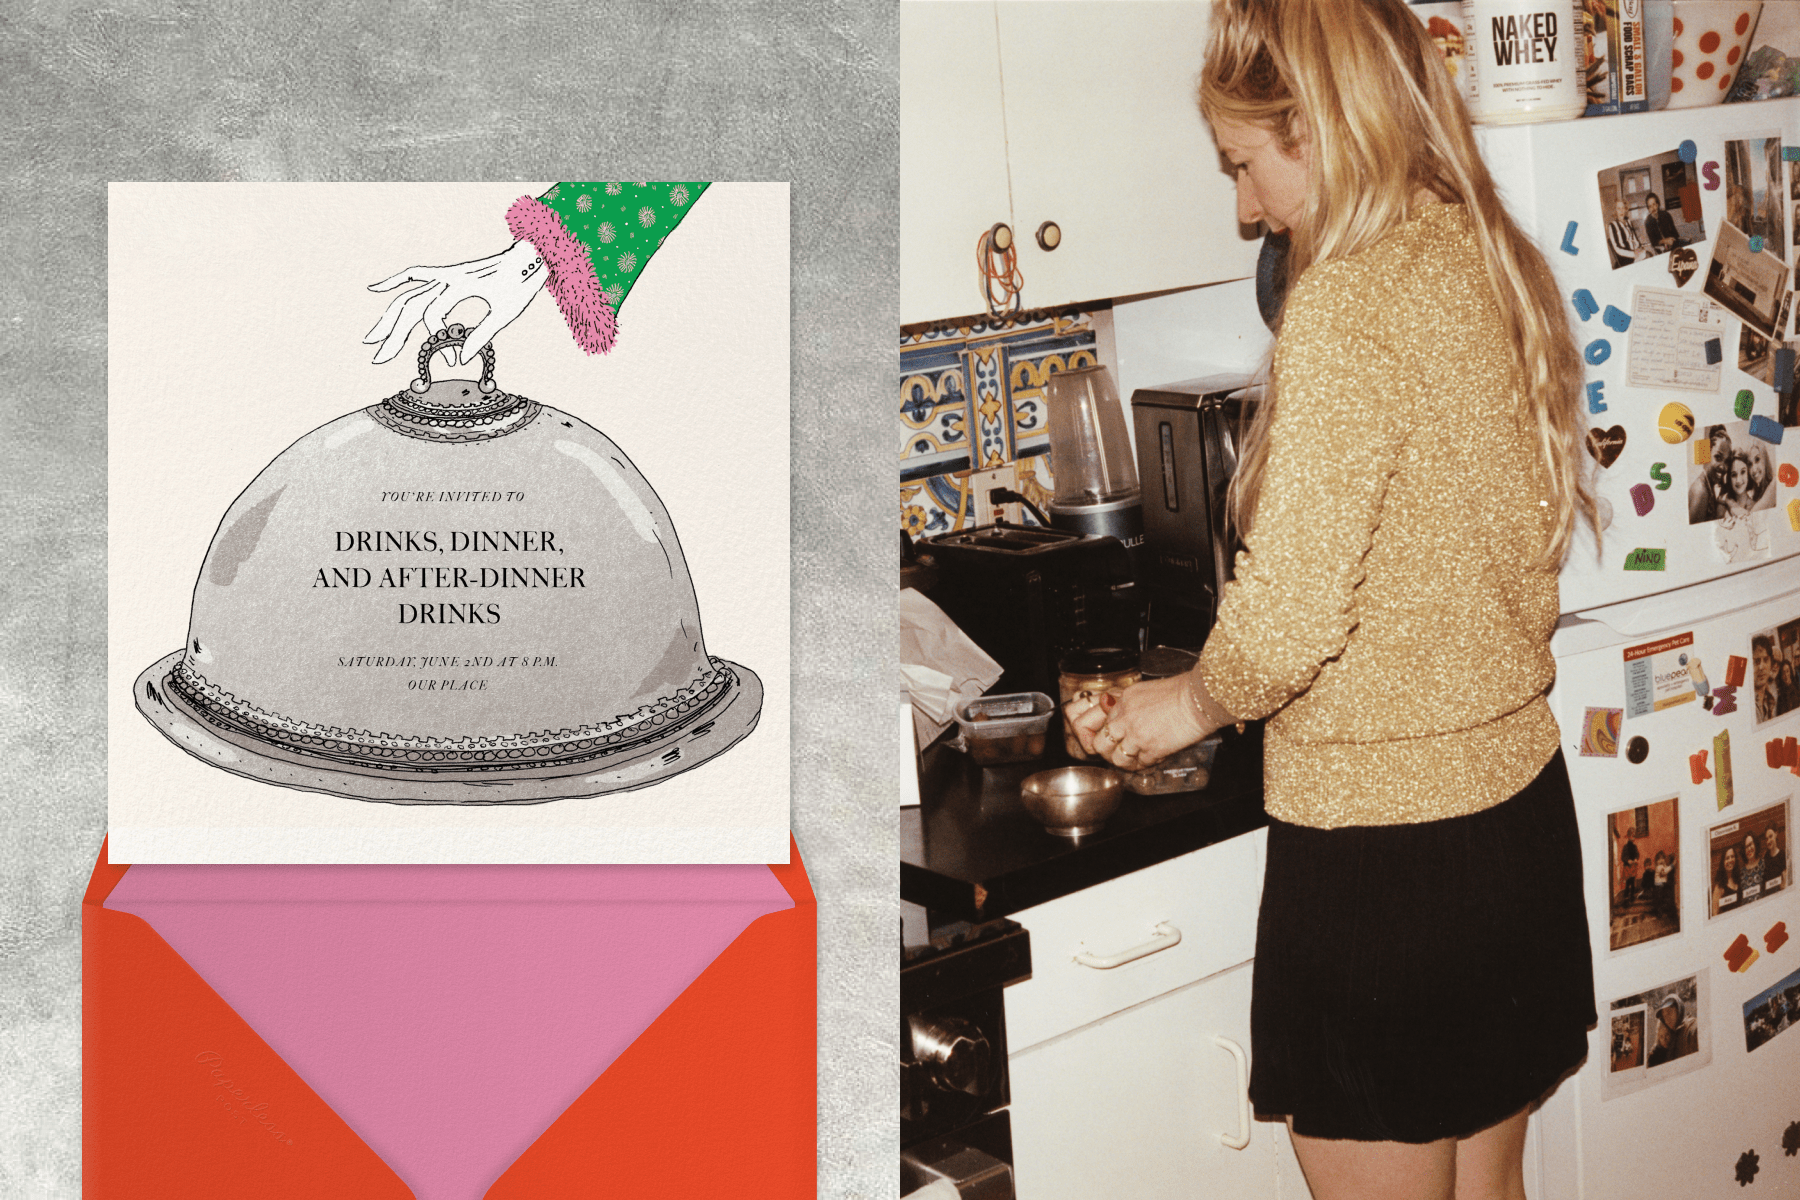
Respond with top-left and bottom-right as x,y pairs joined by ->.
1063,674 -> 1214,770
364,240 -> 548,365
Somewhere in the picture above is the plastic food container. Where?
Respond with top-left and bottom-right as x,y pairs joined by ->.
1124,645 -> 1214,794
955,692 -> 1055,765
1124,735 -> 1221,795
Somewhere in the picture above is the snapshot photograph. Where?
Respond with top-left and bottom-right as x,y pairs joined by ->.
1723,135 -> 1787,262
1606,797 -> 1681,952
1743,964 -> 1800,1054
1705,800 -> 1790,917
1687,419 -> 1776,562
1703,220 -> 1788,337
1604,970 -> 1711,1100
1751,619 -> 1800,724
1599,148 -> 1703,269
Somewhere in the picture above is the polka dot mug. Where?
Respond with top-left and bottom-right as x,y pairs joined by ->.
1667,1 -> 1763,107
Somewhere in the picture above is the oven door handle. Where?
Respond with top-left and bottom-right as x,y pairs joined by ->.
1072,920 -> 1182,969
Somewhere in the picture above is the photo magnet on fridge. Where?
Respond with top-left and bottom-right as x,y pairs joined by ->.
1750,617 -> 1800,726
1598,145 -> 1699,269
1706,798 -> 1791,919
1742,962 -> 1800,1054
1605,796 -> 1681,953
1604,968 -> 1712,1099
1688,420 -> 1775,564
107,183 -> 792,865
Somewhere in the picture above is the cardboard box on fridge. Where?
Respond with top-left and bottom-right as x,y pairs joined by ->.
82,837 -> 815,1199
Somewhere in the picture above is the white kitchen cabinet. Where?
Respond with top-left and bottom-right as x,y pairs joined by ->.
900,1 -> 1013,324
1003,828 -> 1305,1198
1009,961 -> 1279,1199
900,1 -> 1261,326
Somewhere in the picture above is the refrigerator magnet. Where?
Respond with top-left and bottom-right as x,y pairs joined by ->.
1741,962 -> 1800,1055
1705,798 -> 1790,920
1727,654 -> 1748,687
1587,424 -> 1627,467
1580,707 -> 1624,757
1724,932 -> 1760,973
1605,796 -> 1681,953
1716,729 -> 1735,809
1767,921 -> 1789,954
1712,684 -> 1739,717
1658,401 -> 1695,442
1668,246 -> 1698,287
1691,749 -> 1714,784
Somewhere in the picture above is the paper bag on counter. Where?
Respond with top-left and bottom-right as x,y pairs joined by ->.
900,587 -> 1003,751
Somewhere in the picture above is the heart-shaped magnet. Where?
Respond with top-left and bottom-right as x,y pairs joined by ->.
1586,425 -> 1626,468
1669,246 -> 1698,286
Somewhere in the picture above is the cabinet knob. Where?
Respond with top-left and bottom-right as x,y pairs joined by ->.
1036,221 -> 1061,251
907,1013 -> 993,1096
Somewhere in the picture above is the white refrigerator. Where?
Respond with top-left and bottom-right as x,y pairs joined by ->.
1482,100 -> 1800,1198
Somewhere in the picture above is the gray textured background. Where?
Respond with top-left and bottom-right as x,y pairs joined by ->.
0,3 -> 895,1196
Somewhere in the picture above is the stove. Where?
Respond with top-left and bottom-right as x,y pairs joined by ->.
901,912 -> 1031,1198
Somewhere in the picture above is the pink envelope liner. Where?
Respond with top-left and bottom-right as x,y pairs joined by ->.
106,863 -> 793,1200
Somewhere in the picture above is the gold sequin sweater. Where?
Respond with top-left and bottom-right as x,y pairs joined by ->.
1197,202 -> 1562,829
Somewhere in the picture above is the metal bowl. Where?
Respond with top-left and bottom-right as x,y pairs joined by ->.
1019,766 -> 1124,839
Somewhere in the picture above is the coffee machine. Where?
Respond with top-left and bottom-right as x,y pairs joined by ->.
1128,374 -> 1259,648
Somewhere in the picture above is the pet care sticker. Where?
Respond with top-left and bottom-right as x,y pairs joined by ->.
1624,632 -> 1698,717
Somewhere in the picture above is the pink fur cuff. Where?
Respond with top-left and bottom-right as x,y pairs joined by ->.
506,196 -> 617,355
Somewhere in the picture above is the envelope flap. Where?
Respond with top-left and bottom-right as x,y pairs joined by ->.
101,854 -> 794,1200
769,833 -> 815,908
83,837 -> 131,908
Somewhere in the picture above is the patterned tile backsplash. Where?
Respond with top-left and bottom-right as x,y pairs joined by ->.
900,309 -> 1109,539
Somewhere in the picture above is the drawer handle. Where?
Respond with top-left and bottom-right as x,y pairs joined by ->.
1213,1035 -> 1251,1150
1072,921 -> 1182,969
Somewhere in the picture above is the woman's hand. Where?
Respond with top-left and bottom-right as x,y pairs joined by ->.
1063,670 -> 1230,770
364,240 -> 548,365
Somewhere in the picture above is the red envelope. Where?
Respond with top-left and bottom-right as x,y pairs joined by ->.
83,837 -> 814,1199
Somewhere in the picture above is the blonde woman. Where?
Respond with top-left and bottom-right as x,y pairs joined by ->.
1067,2 -> 1596,1196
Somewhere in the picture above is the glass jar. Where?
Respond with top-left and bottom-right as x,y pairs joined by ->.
1058,647 -> 1141,759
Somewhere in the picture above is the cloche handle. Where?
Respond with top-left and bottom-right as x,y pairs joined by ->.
410,324 -> 498,395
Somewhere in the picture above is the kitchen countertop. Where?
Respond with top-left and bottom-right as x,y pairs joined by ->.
901,723 -> 1267,921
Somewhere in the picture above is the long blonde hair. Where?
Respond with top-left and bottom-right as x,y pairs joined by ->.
1201,0 -> 1593,562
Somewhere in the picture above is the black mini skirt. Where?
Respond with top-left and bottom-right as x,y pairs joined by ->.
1248,750 -> 1596,1143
